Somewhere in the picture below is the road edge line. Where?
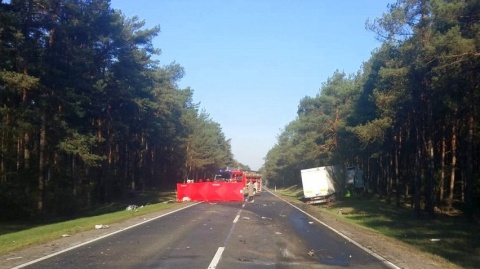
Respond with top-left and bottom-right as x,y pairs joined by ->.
11,202 -> 201,269
267,189 -> 401,269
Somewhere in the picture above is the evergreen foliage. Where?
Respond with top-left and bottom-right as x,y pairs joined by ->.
264,0 -> 480,220
0,0 -> 236,221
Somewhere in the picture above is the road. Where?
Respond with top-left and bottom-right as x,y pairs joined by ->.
12,190 -> 396,269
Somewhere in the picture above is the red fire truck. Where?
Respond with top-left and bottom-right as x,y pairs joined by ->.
214,169 -> 262,195
214,169 -> 245,183
244,171 -> 262,194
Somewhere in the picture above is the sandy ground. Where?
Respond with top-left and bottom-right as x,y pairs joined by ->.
1,196 -> 461,269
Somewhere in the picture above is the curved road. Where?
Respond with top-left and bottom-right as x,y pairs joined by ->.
13,190 -> 397,269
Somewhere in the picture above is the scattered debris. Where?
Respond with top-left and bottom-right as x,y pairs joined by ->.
6,257 -> 23,261
126,205 -> 138,211
281,247 -> 294,258
275,232 -> 282,235
308,221 -> 314,224
243,217 -> 250,220
261,216 -> 272,220
182,197 -> 191,202
61,234 -> 71,238
308,249 -> 315,257
95,224 -> 110,229
430,238 -> 441,242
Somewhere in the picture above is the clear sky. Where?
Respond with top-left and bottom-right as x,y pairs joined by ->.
110,0 -> 391,171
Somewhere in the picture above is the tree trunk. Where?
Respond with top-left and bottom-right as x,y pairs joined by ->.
37,113 -> 47,218
395,128 -> 401,207
414,126 -> 422,217
439,124 -> 446,202
0,114 -> 5,182
448,119 -> 457,211
425,136 -> 435,217
464,91 -> 474,222
24,133 -> 30,169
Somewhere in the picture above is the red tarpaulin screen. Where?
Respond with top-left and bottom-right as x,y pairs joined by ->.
176,182 -> 244,202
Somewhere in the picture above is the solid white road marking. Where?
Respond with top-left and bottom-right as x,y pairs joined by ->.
10,202 -> 202,269
206,209 -> 243,268
267,189 -> 401,269
207,247 -> 225,269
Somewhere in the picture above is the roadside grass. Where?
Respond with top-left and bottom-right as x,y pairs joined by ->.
0,191 -> 178,255
276,186 -> 480,269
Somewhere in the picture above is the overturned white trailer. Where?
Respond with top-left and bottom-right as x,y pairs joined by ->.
300,166 -> 343,204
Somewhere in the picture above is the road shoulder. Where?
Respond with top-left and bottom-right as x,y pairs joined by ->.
0,202 -> 195,269
272,191 -> 460,269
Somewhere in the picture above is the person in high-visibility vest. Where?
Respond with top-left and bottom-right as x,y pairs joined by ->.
345,189 -> 351,198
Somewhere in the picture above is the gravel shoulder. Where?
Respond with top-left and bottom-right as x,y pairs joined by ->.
1,196 -> 461,269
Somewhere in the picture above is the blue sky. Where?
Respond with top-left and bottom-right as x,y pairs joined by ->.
110,0 -> 391,171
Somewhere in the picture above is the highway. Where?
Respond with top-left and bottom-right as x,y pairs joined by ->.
13,191 -> 396,269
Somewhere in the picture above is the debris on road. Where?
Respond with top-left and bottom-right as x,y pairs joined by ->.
95,224 -> 110,229
6,257 -> 23,261
308,249 -> 315,257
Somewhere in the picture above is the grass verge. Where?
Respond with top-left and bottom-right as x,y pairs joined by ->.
0,191 -> 178,255
276,186 -> 480,269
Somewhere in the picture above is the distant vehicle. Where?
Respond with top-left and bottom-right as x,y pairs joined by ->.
300,166 -> 341,204
214,169 -> 262,195
346,166 -> 366,191
214,169 -> 245,183
244,171 -> 262,194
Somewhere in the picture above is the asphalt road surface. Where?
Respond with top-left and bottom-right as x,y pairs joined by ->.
13,190 -> 397,269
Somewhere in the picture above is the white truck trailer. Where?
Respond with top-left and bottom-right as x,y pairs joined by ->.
300,166 -> 342,204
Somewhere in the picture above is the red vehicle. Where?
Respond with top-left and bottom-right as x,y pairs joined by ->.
176,169 -> 262,202
214,169 -> 245,183
214,169 -> 262,195
244,172 -> 262,194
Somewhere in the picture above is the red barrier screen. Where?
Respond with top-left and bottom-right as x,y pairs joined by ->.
176,182 -> 244,202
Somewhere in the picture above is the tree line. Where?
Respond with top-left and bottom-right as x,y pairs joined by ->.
0,0 -> 242,221
263,0 -> 479,221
